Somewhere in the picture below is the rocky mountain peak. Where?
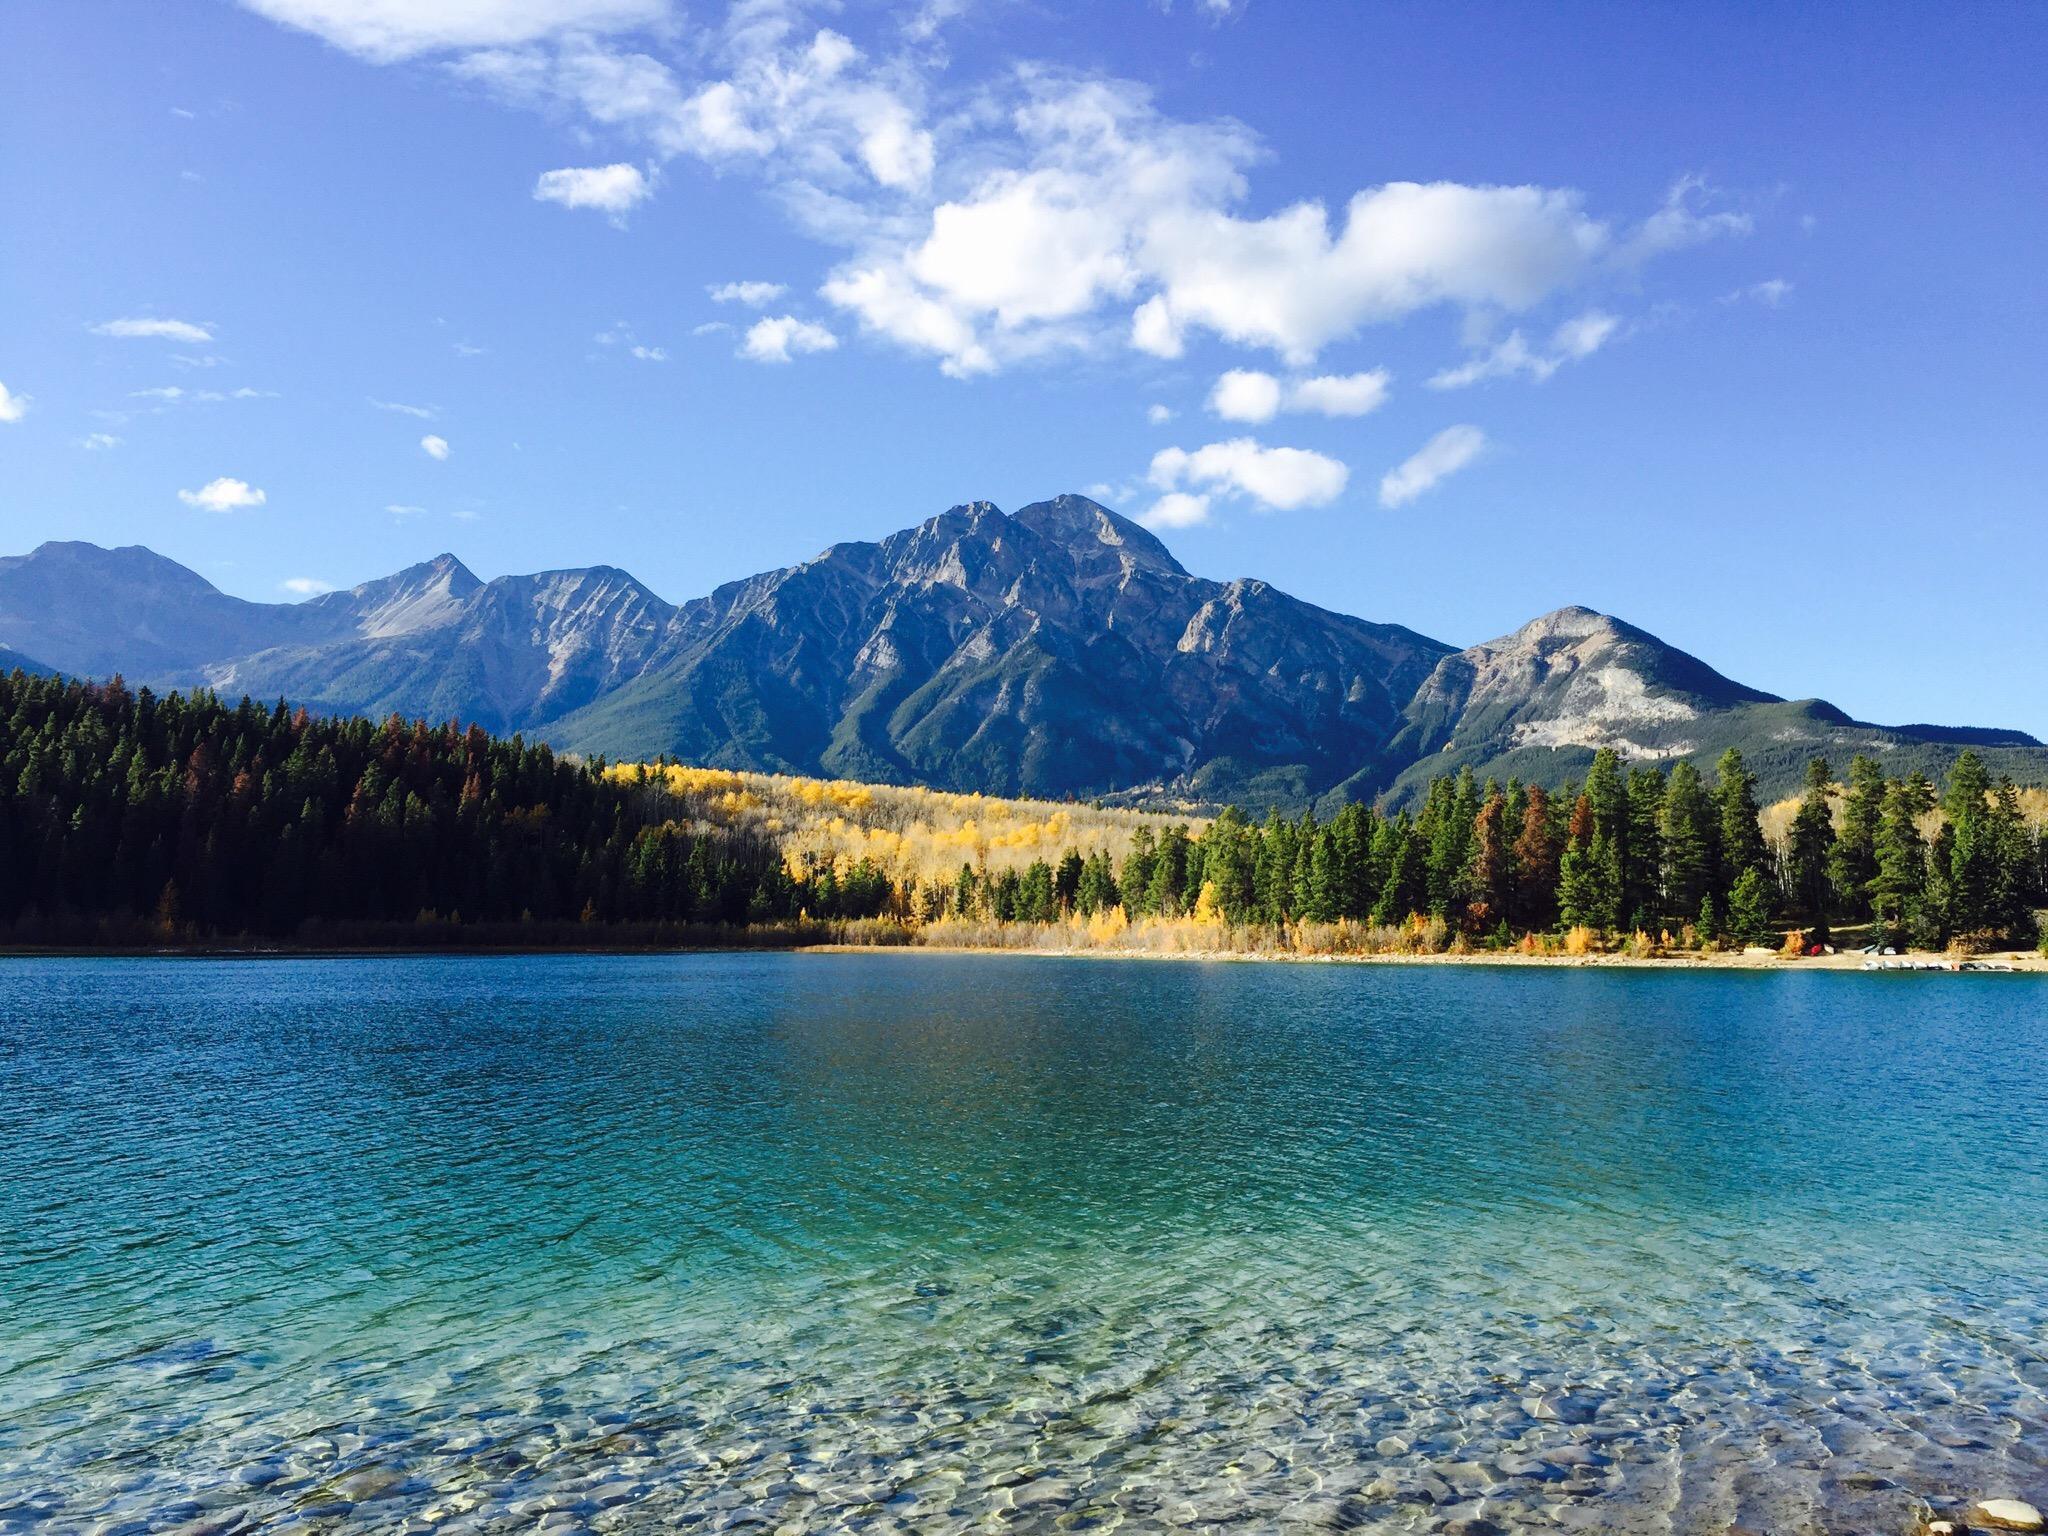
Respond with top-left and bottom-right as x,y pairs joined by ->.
1010,494 -> 1186,579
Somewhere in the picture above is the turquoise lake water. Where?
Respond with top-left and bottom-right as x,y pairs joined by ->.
3,953 -> 2046,1534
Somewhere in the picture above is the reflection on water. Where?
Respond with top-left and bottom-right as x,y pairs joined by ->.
2,954 -> 2045,1533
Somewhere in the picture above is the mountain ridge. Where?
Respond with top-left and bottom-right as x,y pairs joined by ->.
3,498 -> 2041,807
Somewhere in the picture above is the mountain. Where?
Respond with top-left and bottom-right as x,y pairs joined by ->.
543,496 -> 1450,803
0,644 -> 53,677
1382,606 -> 2048,805
1,499 -> 2041,807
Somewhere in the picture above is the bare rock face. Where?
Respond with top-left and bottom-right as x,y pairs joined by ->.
3,497 -> 2043,809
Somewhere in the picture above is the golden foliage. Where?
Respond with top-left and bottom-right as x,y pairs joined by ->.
605,762 -> 1199,887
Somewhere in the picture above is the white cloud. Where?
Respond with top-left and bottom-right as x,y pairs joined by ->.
1138,182 -> 1608,365
709,280 -> 787,306
421,434 -> 451,459
0,382 -> 28,423
452,340 -> 487,356
236,0 -> 669,63
386,503 -> 427,516
81,432 -> 122,450
237,7 -> 1742,383
1721,277 -> 1793,307
1207,366 -> 1392,422
1430,309 -> 1618,389
1551,309 -> 1619,359
1149,437 -> 1348,512
1286,369 -> 1390,417
1379,425 -> 1485,508
1619,174 -> 1752,264
1207,368 -> 1281,423
629,344 -> 667,361
740,314 -> 838,363
171,354 -> 227,369
533,162 -> 651,218
1138,491 -> 1213,529
282,577 -> 335,596
93,317 -> 213,343
371,397 -> 438,418
1146,403 -> 1174,424
178,476 -> 267,512
132,386 -> 187,401
691,320 -> 732,336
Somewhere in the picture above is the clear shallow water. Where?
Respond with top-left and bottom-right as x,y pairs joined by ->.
3,955 -> 2046,1536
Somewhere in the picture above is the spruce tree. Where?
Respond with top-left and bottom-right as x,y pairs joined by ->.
1786,756 -> 1836,932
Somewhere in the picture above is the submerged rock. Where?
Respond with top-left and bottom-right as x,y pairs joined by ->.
1971,1500 -> 2046,1532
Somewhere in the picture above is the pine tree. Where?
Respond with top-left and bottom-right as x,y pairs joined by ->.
1713,748 -> 1766,904
1659,761 -> 1715,918
1870,772 -> 1934,945
1827,755 -> 1885,921
1786,757 -> 1836,932
1511,784 -> 1559,930
1727,866 -> 1773,947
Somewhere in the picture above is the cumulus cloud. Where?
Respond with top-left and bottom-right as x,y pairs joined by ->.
740,315 -> 838,363
1150,437 -> 1348,512
81,432 -> 122,450
93,317 -> 213,343
282,577 -> 335,596
1138,491 -> 1212,530
709,280 -> 787,306
1287,369 -> 1390,416
1429,309 -> 1619,389
1379,425 -> 1485,508
1208,369 -> 1282,423
421,434 -> 451,459
0,382 -> 27,423
629,344 -> 667,361
178,476 -> 267,512
236,0 -> 669,63
236,4 -> 1745,383
533,162 -> 651,218
1207,367 -> 1392,421
1146,403 -> 1174,425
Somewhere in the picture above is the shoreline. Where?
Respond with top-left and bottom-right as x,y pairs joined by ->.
805,942 -> 2048,973
2,939 -> 2042,973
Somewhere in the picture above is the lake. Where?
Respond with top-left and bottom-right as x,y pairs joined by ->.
3,953 -> 2045,1534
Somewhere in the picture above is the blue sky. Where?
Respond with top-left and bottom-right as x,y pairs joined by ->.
2,1 -> 2044,734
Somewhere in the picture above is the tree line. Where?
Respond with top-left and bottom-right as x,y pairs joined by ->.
936,747 -> 2043,950
0,672 -> 896,941
1,672 -> 2040,950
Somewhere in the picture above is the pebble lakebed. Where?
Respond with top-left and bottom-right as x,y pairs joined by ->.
3,954 -> 2044,1535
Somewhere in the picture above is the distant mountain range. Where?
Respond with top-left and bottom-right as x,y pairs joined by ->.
5,495 -> 2043,808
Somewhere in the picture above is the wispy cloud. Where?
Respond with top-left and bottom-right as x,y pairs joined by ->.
371,398 -> 438,419
80,432 -> 121,450
1379,425 -> 1486,508
709,280 -> 788,307
1720,277 -> 1793,307
281,577 -> 335,596
1429,310 -> 1619,389
92,317 -> 213,343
